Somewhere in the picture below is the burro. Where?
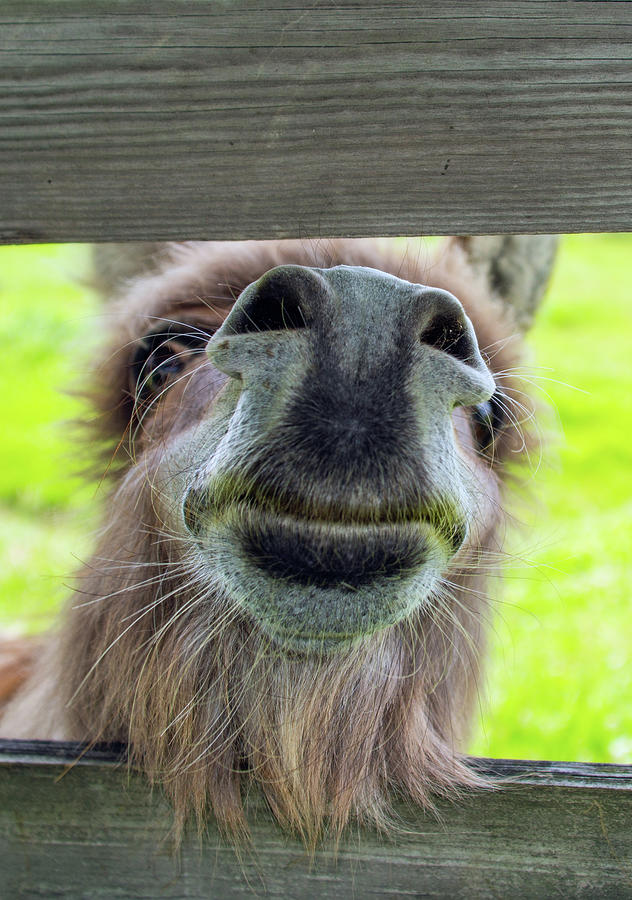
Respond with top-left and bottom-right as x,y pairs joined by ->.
0,236 -> 555,846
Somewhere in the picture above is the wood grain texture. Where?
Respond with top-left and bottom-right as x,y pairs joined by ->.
2,741 -> 632,898
1,1 -> 632,243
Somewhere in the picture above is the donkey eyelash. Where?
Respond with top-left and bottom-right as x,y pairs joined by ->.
130,322 -> 214,402
471,392 -> 506,453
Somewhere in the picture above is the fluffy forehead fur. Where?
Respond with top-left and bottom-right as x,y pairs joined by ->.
1,238 -> 534,848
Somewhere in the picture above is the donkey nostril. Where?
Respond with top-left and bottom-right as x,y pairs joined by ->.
420,313 -> 477,365
225,267 -> 310,336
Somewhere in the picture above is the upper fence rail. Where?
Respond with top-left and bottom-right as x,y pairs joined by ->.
1,0 -> 632,243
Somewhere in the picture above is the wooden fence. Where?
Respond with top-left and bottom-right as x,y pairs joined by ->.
2,0 -> 632,241
1,741 -> 631,898
1,2 -> 631,897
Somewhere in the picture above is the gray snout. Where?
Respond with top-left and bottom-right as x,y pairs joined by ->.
193,264 -> 496,646
208,264 -> 494,405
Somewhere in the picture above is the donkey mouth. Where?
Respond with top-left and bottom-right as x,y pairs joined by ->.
183,484 -> 462,648
184,482 -> 464,589
233,508 -> 431,588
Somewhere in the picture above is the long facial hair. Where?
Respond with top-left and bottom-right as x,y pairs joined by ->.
58,464 -> 500,848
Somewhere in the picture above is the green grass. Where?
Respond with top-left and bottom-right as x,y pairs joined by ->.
0,244 -> 99,631
0,236 -> 630,764
469,234 -> 632,764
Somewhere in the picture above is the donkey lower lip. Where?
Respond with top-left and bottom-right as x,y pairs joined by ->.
226,506 -> 434,589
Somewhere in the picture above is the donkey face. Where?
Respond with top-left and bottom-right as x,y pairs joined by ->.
0,238 -> 538,843
154,264 -> 496,650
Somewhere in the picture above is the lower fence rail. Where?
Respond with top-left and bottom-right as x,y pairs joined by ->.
1,741 -> 631,899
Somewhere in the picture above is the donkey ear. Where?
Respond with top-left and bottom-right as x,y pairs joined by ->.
453,235 -> 559,332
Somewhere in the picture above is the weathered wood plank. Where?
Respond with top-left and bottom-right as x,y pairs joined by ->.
2,741 -> 632,898
1,1 -> 632,243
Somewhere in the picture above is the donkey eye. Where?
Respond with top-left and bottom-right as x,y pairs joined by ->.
471,394 -> 504,453
130,323 -> 211,402
140,346 -> 185,395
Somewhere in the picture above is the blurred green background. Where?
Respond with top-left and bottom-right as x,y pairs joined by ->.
0,236 -> 630,764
